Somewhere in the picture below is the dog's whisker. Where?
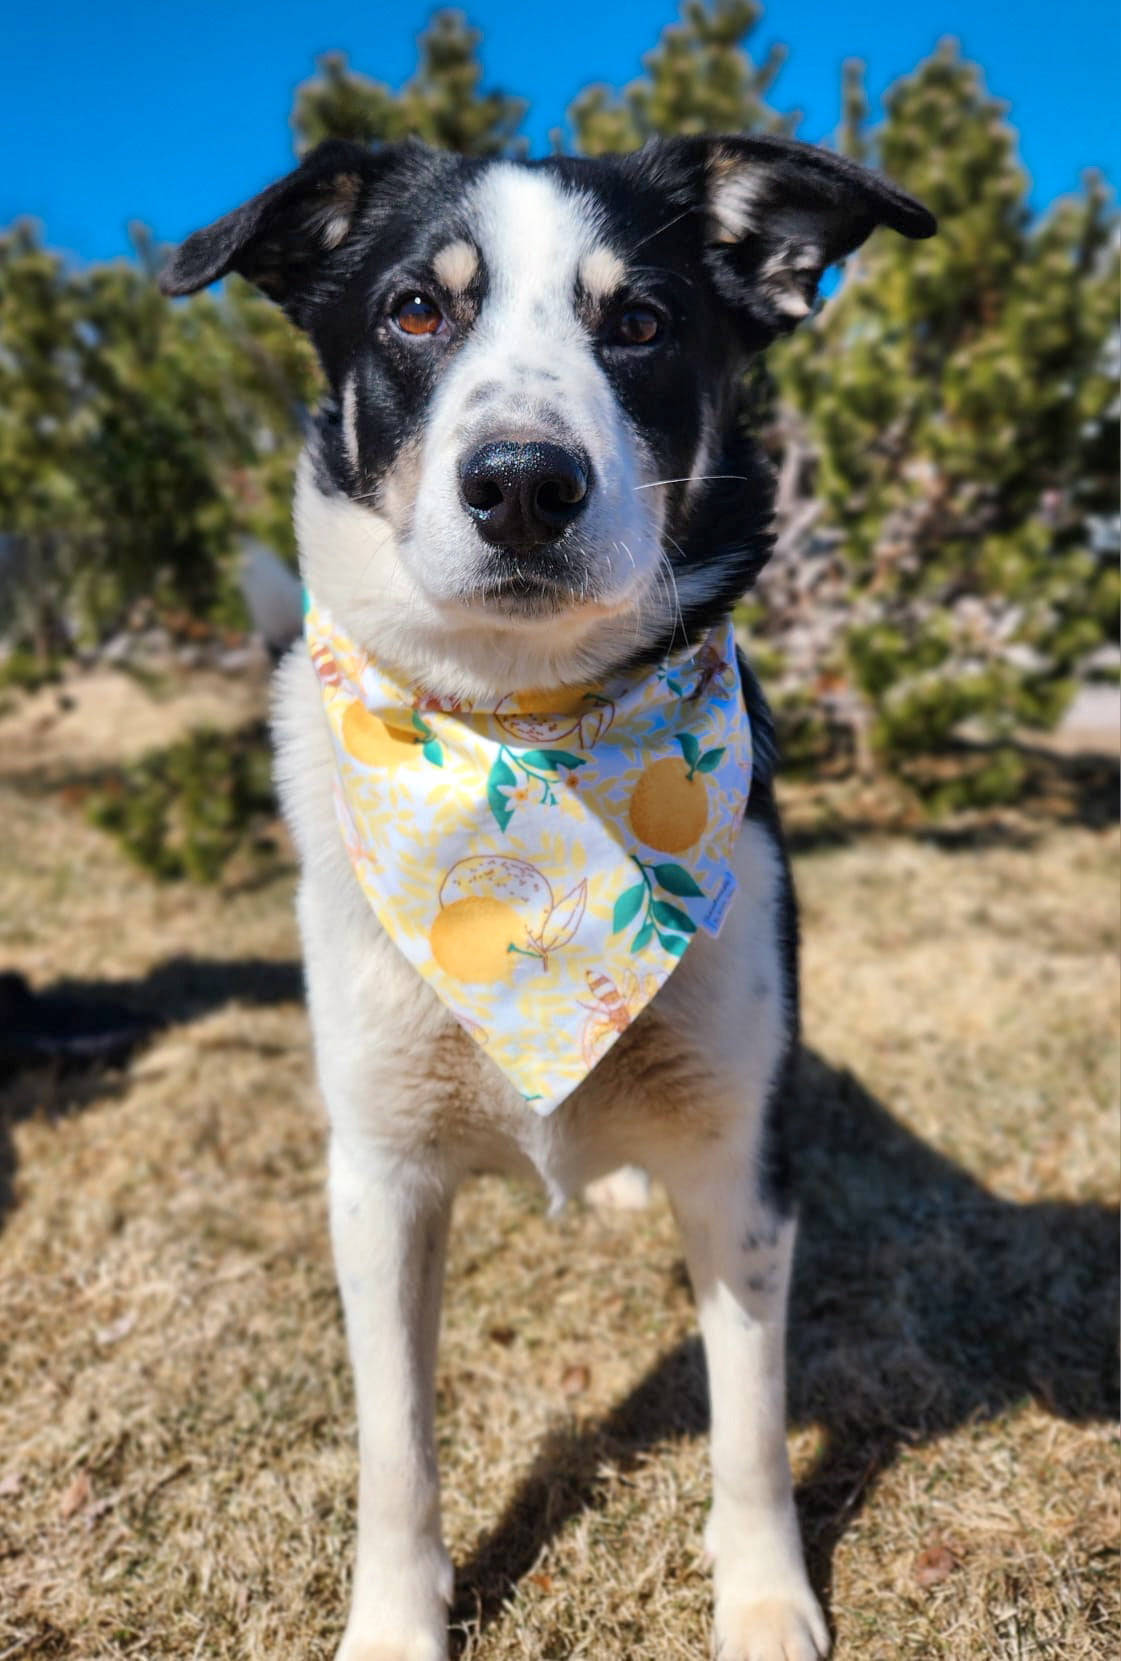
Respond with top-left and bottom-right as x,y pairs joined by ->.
625,207 -> 694,256
634,475 -> 751,491
353,525 -> 404,599
647,550 -> 682,656
657,541 -> 689,655
628,262 -> 696,291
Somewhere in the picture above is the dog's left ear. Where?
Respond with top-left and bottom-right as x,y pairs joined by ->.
669,134 -> 935,339
158,139 -> 413,317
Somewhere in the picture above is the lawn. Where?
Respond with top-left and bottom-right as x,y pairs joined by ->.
0,668 -> 1117,1659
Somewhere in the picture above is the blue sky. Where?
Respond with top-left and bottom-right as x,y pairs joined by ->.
5,0 -> 1117,263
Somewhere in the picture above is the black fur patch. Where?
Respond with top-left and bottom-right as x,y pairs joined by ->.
745,769 -> 800,1218
743,629 -> 798,1218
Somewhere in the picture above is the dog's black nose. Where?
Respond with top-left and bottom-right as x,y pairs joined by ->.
459,441 -> 591,549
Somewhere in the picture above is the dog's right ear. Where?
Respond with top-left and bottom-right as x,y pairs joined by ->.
158,139 -> 407,314
636,133 -> 934,345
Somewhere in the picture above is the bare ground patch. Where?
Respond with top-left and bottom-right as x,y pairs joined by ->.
0,699 -> 1116,1659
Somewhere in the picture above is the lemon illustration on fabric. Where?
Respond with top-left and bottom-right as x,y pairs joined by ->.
629,730 -> 726,854
494,685 -> 615,750
341,703 -> 416,766
342,702 -> 444,769
430,856 -> 587,983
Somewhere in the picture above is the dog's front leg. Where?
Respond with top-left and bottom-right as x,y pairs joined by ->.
667,1152 -> 828,1661
329,1134 -> 453,1661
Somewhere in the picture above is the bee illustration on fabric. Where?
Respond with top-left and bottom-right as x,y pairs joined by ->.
417,690 -> 464,715
687,639 -> 734,703
311,638 -> 345,691
578,969 -> 657,1068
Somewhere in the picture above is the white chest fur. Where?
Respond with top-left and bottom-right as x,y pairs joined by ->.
272,641 -> 791,1203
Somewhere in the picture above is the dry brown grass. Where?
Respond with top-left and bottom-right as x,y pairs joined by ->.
0,678 -> 1117,1660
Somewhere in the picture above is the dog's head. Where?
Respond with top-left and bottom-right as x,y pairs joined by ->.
163,136 -> 933,695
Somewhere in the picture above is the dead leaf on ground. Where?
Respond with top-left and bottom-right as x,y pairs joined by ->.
96,1311 -> 136,1347
913,1543 -> 959,1587
561,1363 -> 590,1397
59,1470 -> 91,1520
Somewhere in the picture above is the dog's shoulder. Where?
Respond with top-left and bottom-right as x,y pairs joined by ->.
271,641 -> 339,873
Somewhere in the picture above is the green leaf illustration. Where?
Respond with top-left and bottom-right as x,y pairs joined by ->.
652,862 -> 704,898
520,748 -> 586,771
663,934 -> 689,957
612,882 -> 645,934
486,756 -> 517,831
631,922 -> 656,954
422,740 -> 444,767
695,746 -> 726,774
411,710 -> 432,740
652,900 -> 697,935
676,731 -> 701,770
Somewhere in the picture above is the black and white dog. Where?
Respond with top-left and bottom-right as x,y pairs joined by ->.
162,135 -> 933,1661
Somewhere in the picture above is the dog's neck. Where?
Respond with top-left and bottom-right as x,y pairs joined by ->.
295,453 -> 695,703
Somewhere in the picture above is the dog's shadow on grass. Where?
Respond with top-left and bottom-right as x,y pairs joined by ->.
0,955 -> 304,1226
450,1047 -> 1119,1648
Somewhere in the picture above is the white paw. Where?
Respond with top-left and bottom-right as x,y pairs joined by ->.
714,1591 -> 829,1661
584,1165 -> 652,1211
335,1630 -> 447,1661
336,1545 -> 452,1661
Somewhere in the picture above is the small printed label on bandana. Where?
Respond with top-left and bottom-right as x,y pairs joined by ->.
700,868 -> 738,938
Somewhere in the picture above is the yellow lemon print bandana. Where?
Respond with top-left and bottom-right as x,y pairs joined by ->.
307,598 -> 752,1114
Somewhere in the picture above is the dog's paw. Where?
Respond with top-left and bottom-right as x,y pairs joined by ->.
335,1632 -> 447,1661
336,1545 -> 452,1661
714,1592 -> 829,1661
584,1165 -> 652,1211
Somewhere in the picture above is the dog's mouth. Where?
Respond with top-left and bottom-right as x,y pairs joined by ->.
467,553 -> 596,620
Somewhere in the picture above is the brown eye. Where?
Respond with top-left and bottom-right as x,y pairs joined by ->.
615,305 -> 661,346
394,294 -> 443,336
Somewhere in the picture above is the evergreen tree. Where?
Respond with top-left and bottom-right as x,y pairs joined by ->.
567,0 -> 789,154
835,58 -> 869,163
766,43 -> 1119,798
0,223 -> 317,653
292,11 -> 525,157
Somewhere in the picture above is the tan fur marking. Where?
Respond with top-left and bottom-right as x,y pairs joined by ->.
317,172 -> 362,250
380,435 -> 425,532
708,169 -> 764,244
433,239 -> 479,293
578,246 -> 626,300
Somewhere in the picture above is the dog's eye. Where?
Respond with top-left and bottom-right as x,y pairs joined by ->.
394,294 -> 444,337
614,306 -> 661,346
